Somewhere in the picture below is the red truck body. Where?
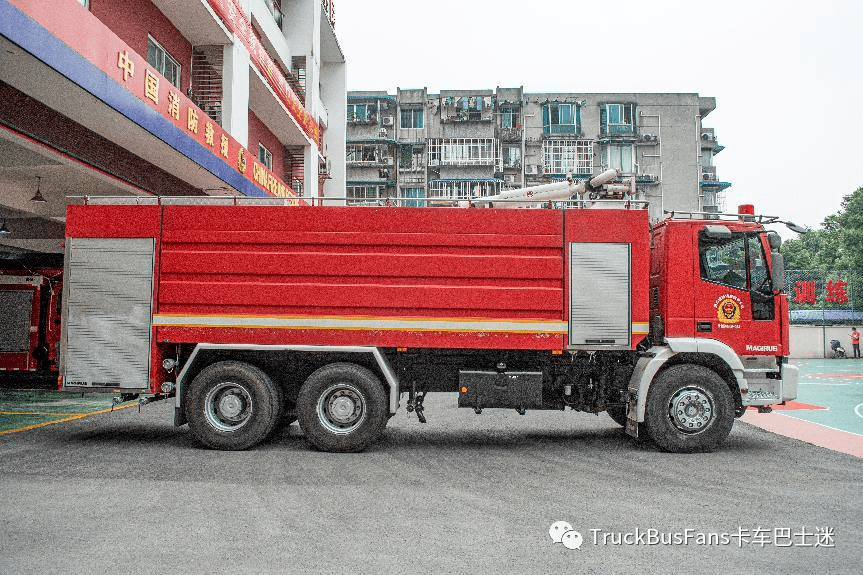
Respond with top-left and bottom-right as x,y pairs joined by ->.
60,199 -> 797,453
0,263 -> 62,379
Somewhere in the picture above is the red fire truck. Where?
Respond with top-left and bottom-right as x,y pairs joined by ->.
0,255 -> 63,384
59,185 -> 799,453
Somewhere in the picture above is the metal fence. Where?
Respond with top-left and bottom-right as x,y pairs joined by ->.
786,269 -> 863,325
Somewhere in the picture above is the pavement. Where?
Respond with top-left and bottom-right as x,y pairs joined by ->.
2,357 -> 862,457
742,358 -> 863,457
1,362 -> 862,574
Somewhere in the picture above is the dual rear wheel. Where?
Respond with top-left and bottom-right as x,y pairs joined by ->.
185,360 -> 388,452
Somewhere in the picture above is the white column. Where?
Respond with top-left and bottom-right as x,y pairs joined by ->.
304,145 -> 318,203
222,41 -> 250,148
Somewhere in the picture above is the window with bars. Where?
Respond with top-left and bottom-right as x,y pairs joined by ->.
542,103 -> 579,135
427,139 -> 497,166
400,145 -> 424,170
601,103 -> 636,134
346,186 -> 382,205
502,146 -> 521,169
400,187 -> 426,207
542,140 -> 593,175
400,107 -> 424,129
146,36 -> 181,88
500,107 -> 519,129
346,145 -> 383,163
428,180 -> 499,200
347,104 -> 371,123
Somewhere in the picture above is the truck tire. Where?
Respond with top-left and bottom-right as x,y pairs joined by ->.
644,364 -> 734,453
185,361 -> 281,450
606,406 -> 629,427
297,362 -> 388,453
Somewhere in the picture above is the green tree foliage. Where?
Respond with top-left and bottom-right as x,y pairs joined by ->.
781,187 -> 863,271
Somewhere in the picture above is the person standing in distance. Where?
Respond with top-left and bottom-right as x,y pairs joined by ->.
851,327 -> 861,358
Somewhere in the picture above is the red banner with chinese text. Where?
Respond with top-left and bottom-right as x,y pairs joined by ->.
207,0 -> 321,147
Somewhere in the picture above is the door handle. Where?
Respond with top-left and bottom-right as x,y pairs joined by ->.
697,322 -> 712,333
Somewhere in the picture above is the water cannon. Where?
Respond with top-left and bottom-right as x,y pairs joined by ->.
470,169 -> 622,208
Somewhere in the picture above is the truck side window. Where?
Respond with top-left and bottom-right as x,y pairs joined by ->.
748,237 -> 772,293
748,235 -> 775,320
699,232 -> 747,290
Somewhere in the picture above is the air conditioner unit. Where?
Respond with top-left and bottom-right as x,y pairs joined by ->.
379,128 -> 388,137
382,156 -> 393,164
642,134 -> 656,142
382,116 -> 393,126
702,172 -> 714,181
525,165 -> 538,175
504,174 -> 515,183
701,132 -> 712,141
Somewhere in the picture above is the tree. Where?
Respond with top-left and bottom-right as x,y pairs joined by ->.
781,187 -> 863,271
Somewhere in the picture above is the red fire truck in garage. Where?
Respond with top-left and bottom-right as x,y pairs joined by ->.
58,179 -> 800,453
0,254 -> 63,383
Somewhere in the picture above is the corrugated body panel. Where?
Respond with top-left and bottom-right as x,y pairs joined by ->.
569,243 -> 631,346
63,238 -> 154,389
158,206 -> 564,320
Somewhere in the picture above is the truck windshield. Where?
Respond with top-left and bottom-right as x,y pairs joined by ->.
699,231 -> 772,294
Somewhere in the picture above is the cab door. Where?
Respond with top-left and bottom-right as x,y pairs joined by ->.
693,227 -> 781,355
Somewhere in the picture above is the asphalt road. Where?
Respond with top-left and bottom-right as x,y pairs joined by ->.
0,393 -> 860,574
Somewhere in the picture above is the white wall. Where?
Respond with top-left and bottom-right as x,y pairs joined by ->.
790,325 -> 859,358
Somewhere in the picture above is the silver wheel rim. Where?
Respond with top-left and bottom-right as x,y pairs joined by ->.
669,387 -> 714,433
317,383 -> 366,434
205,382 -> 253,432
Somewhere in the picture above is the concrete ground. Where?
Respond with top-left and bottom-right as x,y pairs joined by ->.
0,381 -> 861,574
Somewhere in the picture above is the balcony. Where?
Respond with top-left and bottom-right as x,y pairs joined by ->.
498,127 -> 523,142
440,95 -> 494,123
151,0 -> 231,46
542,124 -> 580,137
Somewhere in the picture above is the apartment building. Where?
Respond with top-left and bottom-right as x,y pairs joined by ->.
346,87 -> 728,222
0,0 -> 345,256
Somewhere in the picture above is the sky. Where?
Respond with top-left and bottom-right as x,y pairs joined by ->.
334,0 -> 863,236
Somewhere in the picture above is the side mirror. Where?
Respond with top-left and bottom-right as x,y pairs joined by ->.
784,221 -> 807,234
771,252 -> 786,292
767,232 -> 782,251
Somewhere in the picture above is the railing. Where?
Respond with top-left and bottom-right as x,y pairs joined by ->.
69,195 -> 650,210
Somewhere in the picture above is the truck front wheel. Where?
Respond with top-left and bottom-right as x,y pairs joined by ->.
297,363 -> 388,453
185,361 -> 281,450
644,365 -> 734,453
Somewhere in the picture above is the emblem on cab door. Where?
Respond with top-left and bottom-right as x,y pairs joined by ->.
714,294 -> 742,324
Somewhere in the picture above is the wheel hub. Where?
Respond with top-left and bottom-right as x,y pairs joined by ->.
218,393 -> 244,420
205,382 -> 253,432
669,388 -> 713,433
318,384 -> 366,433
329,395 -> 357,422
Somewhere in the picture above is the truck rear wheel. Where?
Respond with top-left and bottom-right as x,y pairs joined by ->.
185,361 -> 281,450
644,364 -> 734,453
297,362 -> 388,453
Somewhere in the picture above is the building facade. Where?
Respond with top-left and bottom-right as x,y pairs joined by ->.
346,88 -> 728,222
0,0 -> 345,256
